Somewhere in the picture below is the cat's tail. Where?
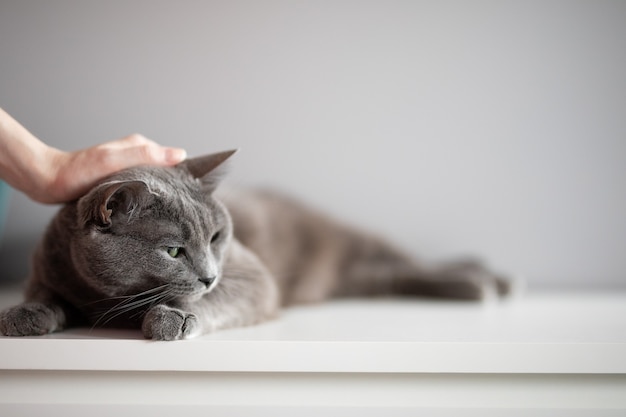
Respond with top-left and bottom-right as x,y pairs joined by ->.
332,233 -> 514,301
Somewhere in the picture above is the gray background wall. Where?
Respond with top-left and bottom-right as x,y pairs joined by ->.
1,0 -> 625,289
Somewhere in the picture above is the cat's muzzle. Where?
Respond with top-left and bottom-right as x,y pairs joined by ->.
199,276 -> 216,288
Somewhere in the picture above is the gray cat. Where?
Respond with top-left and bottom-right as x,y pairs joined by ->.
0,151 -> 510,340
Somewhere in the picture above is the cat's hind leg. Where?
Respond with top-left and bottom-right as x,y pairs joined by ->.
333,236 -> 511,301
390,258 -> 512,300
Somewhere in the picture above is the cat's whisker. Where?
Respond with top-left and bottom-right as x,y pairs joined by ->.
90,285 -> 171,329
90,295 -> 158,328
93,300 -> 155,329
83,285 -> 169,307
128,289 -> 178,320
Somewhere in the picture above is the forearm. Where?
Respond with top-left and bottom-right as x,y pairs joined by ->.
0,108 -> 61,200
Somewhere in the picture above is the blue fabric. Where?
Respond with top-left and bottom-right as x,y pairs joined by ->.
0,181 -> 9,240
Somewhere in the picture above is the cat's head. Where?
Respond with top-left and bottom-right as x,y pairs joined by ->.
73,150 -> 237,302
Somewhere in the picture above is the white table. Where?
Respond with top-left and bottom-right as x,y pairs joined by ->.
0,289 -> 625,416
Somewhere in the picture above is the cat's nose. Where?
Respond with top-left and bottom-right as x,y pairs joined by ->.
199,276 -> 216,288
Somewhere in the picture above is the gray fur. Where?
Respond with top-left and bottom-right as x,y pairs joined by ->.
0,151 -> 510,340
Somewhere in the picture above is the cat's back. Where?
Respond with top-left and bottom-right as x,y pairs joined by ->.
215,186 -> 352,303
216,186 -> 345,251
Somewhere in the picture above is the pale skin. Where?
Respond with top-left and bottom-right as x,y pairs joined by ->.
0,108 -> 187,204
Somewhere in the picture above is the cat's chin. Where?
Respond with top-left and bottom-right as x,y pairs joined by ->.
178,292 -> 204,303
175,288 -> 212,303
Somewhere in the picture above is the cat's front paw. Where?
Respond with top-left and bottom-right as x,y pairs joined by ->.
0,302 -> 59,336
142,305 -> 199,341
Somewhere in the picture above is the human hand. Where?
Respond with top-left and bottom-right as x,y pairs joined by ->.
41,134 -> 187,204
0,108 -> 187,204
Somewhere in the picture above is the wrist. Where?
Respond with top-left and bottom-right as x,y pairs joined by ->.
22,142 -> 66,204
34,145 -> 69,204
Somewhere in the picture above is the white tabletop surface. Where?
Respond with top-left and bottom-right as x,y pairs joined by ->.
1,289 -> 625,374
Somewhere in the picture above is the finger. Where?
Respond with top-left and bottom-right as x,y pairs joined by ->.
100,134 -> 156,151
108,143 -> 186,169
163,147 -> 187,164
120,133 -> 154,147
118,136 -> 187,164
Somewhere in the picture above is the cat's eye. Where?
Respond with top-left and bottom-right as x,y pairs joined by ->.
167,247 -> 182,258
210,231 -> 221,244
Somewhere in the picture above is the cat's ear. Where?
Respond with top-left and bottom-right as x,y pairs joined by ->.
77,180 -> 155,228
177,149 -> 238,193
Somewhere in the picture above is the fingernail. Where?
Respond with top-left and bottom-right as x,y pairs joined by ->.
165,148 -> 187,164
